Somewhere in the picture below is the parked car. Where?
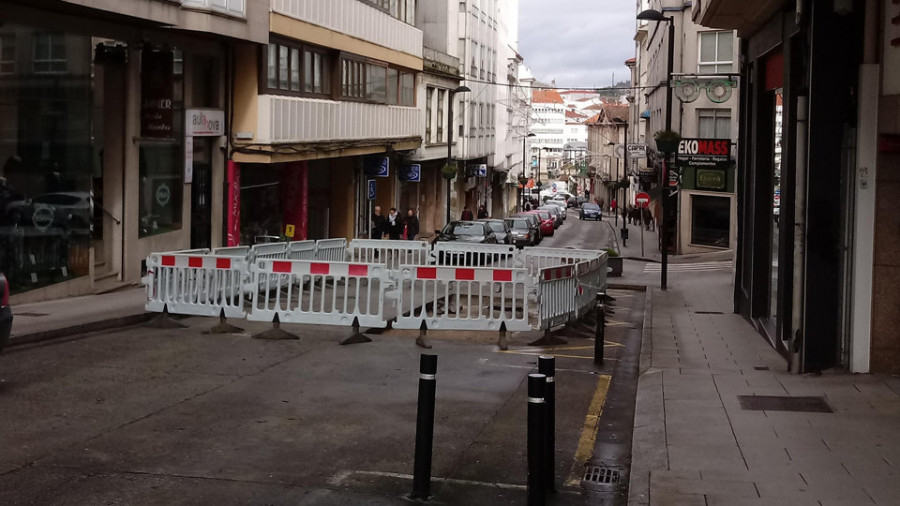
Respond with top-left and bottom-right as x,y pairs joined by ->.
478,218 -> 512,245
580,202 -> 602,221
524,210 -> 555,237
538,205 -> 563,228
511,213 -> 543,243
0,273 -> 12,353
432,221 -> 499,245
505,217 -> 538,247
545,199 -> 568,218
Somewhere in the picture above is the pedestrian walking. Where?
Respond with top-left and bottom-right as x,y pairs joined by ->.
477,204 -> 488,219
387,207 -> 403,240
461,207 -> 474,220
405,208 -> 419,239
371,206 -> 386,239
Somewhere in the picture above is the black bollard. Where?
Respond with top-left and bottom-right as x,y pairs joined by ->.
411,354 -> 438,500
538,356 -> 556,492
595,293 -> 605,365
527,374 -> 547,506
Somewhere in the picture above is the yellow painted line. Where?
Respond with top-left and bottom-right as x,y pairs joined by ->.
566,374 -> 612,487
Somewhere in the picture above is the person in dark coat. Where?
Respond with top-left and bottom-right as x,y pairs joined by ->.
405,208 -> 419,239
387,207 -> 403,240
461,207 -> 474,220
477,204 -> 488,219
371,205 -> 386,239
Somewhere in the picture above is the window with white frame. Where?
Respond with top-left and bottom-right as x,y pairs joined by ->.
698,109 -> 731,138
33,32 -> 66,73
0,34 -> 14,74
698,31 -> 734,74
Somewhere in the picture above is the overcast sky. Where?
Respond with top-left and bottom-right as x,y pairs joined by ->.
518,0 -> 636,88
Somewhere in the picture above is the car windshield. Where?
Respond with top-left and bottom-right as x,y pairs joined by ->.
446,223 -> 484,235
536,211 -> 550,220
487,222 -> 506,233
582,203 -> 600,210
506,219 -> 529,229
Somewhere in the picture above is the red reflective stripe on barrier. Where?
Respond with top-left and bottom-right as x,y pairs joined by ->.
417,267 -> 437,279
565,266 -> 573,277
310,263 -> 330,275
348,264 -> 368,277
543,269 -> 552,281
273,261 -> 292,273
189,257 -> 203,268
493,270 -> 513,282
455,268 -> 475,281
216,258 -> 231,269
162,256 -> 175,266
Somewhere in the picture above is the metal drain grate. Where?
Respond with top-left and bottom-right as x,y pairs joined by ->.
583,466 -> 621,485
738,395 -> 833,413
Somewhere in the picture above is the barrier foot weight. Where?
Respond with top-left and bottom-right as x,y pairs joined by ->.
205,310 -> 244,334
528,329 -> 567,347
415,321 -> 432,349
497,322 -> 508,351
340,317 -> 372,345
146,305 -> 187,329
253,314 -> 299,340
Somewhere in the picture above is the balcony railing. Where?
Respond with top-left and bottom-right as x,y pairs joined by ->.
182,0 -> 245,17
257,95 -> 421,144
271,0 -> 422,58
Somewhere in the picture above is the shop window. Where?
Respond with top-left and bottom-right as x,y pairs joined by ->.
698,109 -> 731,138
698,31 -> 734,74
0,34 -> 15,74
33,32 -> 67,73
691,194 -> 730,247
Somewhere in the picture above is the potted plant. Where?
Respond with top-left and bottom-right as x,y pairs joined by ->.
605,247 -> 623,277
653,130 -> 682,154
441,163 -> 458,180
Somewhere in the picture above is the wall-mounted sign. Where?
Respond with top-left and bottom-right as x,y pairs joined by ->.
367,179 -> 376,200
140,48 -> 174,139
365,157 -> 390,177
400,164 -> 421,182
697,169 -> 726,191
627,143 -> 647,158
467,163 -> 487,177
677,138 -> 732,192
186,109 -> 225,137
184,137 -> 193,184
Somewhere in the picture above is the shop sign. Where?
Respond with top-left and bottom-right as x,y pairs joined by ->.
365,157 -> 390,177
627,143 -> 647,158
156,183 -> 171,207
186,109 -> 225,137
140,48 -> 174,139
400,164 -> 421,182
32,204 -> 54,231
697,169 -> 726,191
677,138 -> 731,165
184,137 -> 193,184
466,164 -> 487,177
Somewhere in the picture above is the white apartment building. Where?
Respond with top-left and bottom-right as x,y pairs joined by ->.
529,88 -> 567,194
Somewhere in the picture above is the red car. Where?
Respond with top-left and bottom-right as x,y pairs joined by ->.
524,210 -> 555,236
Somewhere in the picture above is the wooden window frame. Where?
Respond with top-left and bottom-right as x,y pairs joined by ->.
262,39 -> 334,99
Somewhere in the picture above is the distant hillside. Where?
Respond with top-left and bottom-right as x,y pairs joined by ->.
597,80 -> 632,99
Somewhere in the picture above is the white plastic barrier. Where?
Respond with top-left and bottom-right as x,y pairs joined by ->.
144,253 -> 247,318
251,242 -> 289,261
248,259 -> 392,328
315,238 -> 348,262
537,264 -> 578,330
393,265 -> 531,331
288,240 -> 317,260
431,242 -> 520,268
574,255 -> 608,319
521,247 -> 604,278
213,245 -> 250,257
347,239 -> 431,269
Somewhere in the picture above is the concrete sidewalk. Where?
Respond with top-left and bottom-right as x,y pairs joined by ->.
629,268 -> 900,506
9,286 -> 151,347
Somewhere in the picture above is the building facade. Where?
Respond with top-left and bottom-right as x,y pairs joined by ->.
697,0 -> 900,374
1,0 -> 268,302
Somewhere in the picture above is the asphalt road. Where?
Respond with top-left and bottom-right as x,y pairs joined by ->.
0,210 -> 644,506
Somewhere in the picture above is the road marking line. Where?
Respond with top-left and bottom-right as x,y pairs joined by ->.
566,374 -> 612,487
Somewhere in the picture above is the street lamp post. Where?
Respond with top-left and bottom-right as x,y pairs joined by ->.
637,8 -> 674,291
446,85 -> 471,225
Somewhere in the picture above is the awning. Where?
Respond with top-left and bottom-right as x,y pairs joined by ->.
640,110 -> 651,119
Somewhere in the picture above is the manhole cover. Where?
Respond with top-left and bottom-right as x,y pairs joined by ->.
583,466 -> 621,485
738,395 -> 833,413
17,312 -> 49,317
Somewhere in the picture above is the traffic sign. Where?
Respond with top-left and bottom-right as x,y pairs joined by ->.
635,191 -> 651,208
401,164 -> 421,182
367,179 -> 376,200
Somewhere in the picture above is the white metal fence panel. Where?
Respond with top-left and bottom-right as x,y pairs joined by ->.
347,239 -> 430,269
315,238 -> 348,261
537,264 -> 578,330
213,245 -> 250,257
144,253 -> 247,319
287,240 -> 317,260
574,256 -> 608,319
248,259 -> 391,328
431,242 -> 521,268
393,265 -> 531,332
